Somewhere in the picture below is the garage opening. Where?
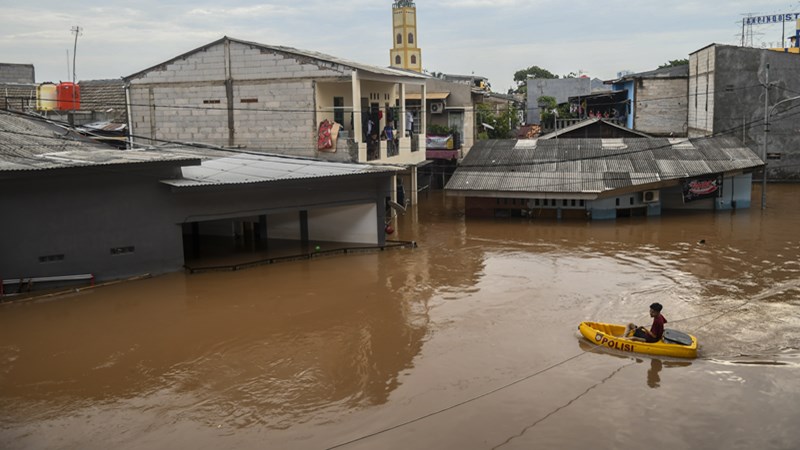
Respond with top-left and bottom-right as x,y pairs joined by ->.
181,204 -> 413,272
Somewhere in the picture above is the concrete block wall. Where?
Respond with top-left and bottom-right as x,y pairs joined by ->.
710,46 -> 800,180
688,47 -> 715,137
635,78 -> 688,136
131,45 -> 226,84
129,39 -> 351,154
0,63 -> 35,83
233,81 -> 315,155
230,42 -> 345,80
130,84 -> 230,146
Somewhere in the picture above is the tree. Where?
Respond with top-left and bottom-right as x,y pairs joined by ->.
537,96 -> 573,130
476,103 -> 520,139
658,59 -> 689,68
512,65 -> 559,95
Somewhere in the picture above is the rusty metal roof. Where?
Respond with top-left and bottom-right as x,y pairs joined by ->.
446,137 -> 763,196
0,111 -> 197,172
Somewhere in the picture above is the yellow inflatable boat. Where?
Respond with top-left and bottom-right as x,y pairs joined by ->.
578,321 -> 698,359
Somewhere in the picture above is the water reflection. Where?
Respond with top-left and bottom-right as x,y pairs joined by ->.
647,358 -> 662,388
0,253 -> 432,431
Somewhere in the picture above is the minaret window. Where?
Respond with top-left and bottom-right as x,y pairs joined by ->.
395,55 -> 402,65
411,55 -> 417,64
397,33 -> 402,44
408,33 -> 414,44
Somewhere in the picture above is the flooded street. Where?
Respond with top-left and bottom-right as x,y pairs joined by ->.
2,185 -> 800,449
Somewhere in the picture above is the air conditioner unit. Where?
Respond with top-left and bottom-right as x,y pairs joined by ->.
430,102 -> 445,114
642,190 -> 660,203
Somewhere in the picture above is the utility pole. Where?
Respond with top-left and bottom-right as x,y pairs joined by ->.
71,26 -> 82,112
762,63 -> 769,210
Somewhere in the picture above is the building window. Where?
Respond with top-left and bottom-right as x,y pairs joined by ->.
240,98 -> 258,103
203,99 -> 221,104
411,55 -> 417,64
580,200 -> 585,207
630,197 -> 634,205
110,246 -> 135,255
334,97 -> 344,125
571,199 -> 576,207
616,198 -> 620,206
534,199 -> 540,206
397,33 -> 402,44
550,199 -> 556,207
39,254 -> 65,263
408,33 -> 414,44
395,55 -> 401,65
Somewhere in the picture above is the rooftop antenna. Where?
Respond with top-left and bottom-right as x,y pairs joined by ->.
70,25 -> 82,112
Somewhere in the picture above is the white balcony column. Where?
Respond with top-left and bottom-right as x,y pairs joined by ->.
411,165 -> 418,205
400,83 -> 407,142
352,71 -> 365,162
420,83 -> 427,152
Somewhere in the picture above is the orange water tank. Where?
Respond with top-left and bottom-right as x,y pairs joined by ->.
56,82 -> 80,110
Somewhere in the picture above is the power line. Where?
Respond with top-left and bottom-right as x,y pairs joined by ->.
325,350 -> 592,449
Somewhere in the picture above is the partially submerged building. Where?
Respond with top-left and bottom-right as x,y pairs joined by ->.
0,111 -> 400,294
445,137 -> 763,220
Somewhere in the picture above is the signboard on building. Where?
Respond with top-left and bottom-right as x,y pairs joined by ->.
745,13 -> 800,25
682,174 -> 722,203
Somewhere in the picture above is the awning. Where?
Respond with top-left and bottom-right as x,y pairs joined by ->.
405,92 -> 450,100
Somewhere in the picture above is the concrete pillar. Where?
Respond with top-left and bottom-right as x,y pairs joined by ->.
256,214 -> 268,245
191,222 -> 200,257
420,83 -> 427,146
352,71 -> 364,162
411,166 -> 418,205
299,210 -> 309,245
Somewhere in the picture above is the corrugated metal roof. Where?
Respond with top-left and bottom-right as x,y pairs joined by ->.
446,137 -> 763,196
0,111 -> 197,172
159,150 -> 401,187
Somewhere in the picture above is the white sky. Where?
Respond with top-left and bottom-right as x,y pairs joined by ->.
2,1 -> 799,92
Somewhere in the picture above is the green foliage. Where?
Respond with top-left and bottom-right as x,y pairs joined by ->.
427,123 -> 453,135
537,95 -> 573,129
477,102 -> 520,139
658,59 -> 689,68
514,66 -> 558,84
511,65 -> 558,94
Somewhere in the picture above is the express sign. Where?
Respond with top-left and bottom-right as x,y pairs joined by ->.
745,13 -> 800,25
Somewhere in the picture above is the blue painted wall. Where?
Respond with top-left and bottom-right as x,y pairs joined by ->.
612,80 -> 636,129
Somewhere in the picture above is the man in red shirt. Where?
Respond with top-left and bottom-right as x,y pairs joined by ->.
627,303 -> 667,343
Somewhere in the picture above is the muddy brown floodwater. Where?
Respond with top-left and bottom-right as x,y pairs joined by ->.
2,185 -> 800,449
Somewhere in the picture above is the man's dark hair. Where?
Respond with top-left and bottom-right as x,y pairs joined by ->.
650,302 -> 663,312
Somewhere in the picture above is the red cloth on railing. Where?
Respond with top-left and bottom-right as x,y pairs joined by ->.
317,119 -> 333,150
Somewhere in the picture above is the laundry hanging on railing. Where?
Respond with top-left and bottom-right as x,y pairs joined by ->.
317,119 -> 341,152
